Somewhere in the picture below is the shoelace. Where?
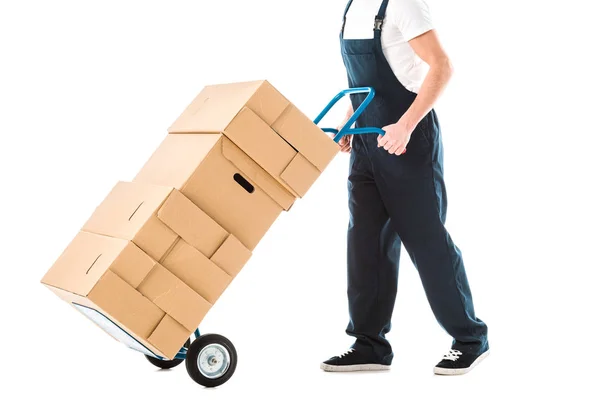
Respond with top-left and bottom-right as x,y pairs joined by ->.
337,348 -> 355,358
442,349 -> 462,361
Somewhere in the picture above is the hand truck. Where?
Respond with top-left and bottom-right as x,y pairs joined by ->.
143,86 -> 384,387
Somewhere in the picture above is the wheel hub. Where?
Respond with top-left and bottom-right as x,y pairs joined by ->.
197,343 -> 230,379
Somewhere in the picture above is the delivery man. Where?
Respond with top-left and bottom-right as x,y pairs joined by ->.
321,0 -> 489,375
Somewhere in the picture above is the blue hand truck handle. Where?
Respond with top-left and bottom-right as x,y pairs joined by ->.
314,87 -> 385,143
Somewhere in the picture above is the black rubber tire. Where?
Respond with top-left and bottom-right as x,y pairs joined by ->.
145,338 -> 191,369
185,334 -> 237,387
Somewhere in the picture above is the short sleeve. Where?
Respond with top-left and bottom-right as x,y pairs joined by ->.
391,0 -> 434,41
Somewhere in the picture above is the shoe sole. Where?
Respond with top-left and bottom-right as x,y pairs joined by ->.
320,363 -> 391,372
433,349 -> 490,376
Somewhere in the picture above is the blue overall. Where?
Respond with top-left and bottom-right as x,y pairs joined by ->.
340,0 -> 488,364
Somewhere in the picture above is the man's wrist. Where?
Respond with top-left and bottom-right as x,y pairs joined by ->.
398,112 -> 420,133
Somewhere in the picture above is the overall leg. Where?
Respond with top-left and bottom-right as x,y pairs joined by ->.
346,138 -> 401,364
375,116 -> 488,354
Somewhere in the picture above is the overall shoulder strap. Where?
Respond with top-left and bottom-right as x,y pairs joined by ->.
341,0 -> 354,36
374,0 -> 390,31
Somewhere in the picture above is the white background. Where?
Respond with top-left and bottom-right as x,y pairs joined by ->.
1,0 -> 599,398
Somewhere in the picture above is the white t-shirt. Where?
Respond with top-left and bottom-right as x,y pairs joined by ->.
342,0 -> 434,93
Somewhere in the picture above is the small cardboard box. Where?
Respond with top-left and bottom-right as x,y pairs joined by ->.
134,134 -> 295,250
167,80 -> 339,197
40,231 -> 194,359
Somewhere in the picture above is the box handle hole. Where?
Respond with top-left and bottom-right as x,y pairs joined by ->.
234,173 -> 255,194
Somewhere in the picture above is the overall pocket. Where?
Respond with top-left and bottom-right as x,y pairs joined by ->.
405,114 -> 432,156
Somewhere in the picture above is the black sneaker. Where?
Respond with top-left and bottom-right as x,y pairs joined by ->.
320,348 -> 391,372
433,348 -> 490,375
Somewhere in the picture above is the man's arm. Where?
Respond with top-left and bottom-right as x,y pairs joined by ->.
401,29 -> 453,130
378,29 -> 454,155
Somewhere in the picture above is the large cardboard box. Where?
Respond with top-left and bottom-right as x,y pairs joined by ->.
134,134 -> 296,250
167,80 -> 340,197
40,231 -> 195,359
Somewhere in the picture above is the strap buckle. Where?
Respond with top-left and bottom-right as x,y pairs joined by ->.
374,17 -> 383,31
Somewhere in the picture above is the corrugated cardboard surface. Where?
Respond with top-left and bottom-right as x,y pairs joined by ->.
134,134 -> 222,189
187,137 -> 285,250
83,181 -> 173,239
134,134 -> 284,250
41,230 -> 208,359
44,285 -> 171,358
138,263 -> 212,331
41,231 -> 155,296
166,80 -> 338,189
44,183 -> 253,359
88,270 -> 165,339
148,315 -> 190,359
224,106 -> 297,184
221,137 -> 295,210
157,189 -> 228,258
162,239 -> 233,304
171,104 -> 319,199
271,103 -> 340,172
280,153 -> 321,197
111,241 -> 158,289
133,216 -> 178,262
245,80 -> 290,125
168,80 -> 266,133
82,180 -> 236,263
82,181 -> 178,261
44,267 -> 202,360
210,234 -> 252,277
78,179 -> 249,306
168,80 -> 290,133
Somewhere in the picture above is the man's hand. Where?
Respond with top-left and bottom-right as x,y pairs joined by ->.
338,133 -> 352,153
328,125 -> 352,153
378,118 -> 414,155
327,104 -> 355,153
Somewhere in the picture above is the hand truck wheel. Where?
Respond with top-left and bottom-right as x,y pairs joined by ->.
145,338 -> 191,369
185,333 -> 237,387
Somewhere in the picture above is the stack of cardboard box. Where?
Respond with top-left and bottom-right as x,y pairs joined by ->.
41,80 -> 340,359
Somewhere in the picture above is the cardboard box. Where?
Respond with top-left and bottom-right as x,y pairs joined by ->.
40,230 -> 221,359
167,80 -> 339,197
134,134 -> 293,250
40,231 -> 185,358
82,180 -> 249,300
